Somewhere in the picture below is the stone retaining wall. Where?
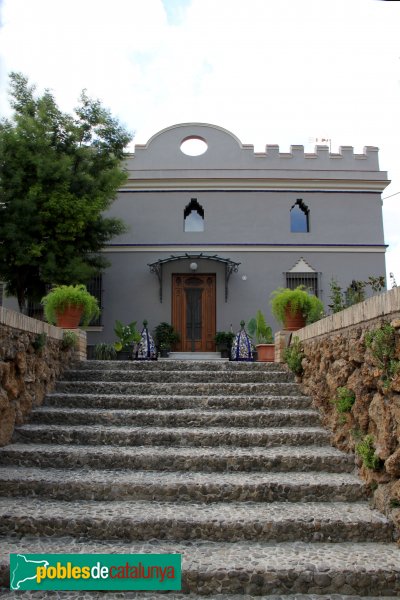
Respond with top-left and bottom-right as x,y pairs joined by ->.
0,307 -> 86,446
281,287 -> 400,535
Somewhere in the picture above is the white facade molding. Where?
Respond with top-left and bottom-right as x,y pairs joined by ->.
288,258 -> 317,272
103,245 -> 386,254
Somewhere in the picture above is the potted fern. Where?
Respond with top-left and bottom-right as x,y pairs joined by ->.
41,284 -> 100,328
247,310 -> 274,362
270,285 -> 323,331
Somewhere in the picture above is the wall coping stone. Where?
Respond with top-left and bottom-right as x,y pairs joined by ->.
0,306 -> 63,339
293,287 -> 400,342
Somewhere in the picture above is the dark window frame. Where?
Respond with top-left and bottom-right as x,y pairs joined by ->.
290,199 -> 310,233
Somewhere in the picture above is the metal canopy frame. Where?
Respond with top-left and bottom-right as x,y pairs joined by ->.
148,253 -> 240,303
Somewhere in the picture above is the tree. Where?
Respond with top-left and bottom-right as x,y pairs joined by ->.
0,73 -> 132,311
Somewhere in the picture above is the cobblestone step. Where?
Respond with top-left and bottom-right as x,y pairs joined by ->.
62,369 -> 294,383
1,538 -> 399,595
0,467 -> 367,503
29,407 -> 321,428
13,424 -> 331,448
0,594 -> 398,600
78,359 -> 283,372
0,498 -> 393,543
0,444 -> 355,473
55,381 -> 302,396
45,392 -> 313,410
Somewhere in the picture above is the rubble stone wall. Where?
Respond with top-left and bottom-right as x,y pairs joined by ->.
0,307 -> 86,446
288,287 -> 400,535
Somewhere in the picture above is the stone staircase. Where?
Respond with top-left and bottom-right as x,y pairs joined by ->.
0,359 -> 399,598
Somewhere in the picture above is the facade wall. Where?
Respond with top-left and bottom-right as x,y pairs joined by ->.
110,189 -> 385,246
87,248 -> 386,346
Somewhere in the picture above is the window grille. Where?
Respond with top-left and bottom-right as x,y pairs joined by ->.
285,272 -> 321,297
86,274 -> 103,326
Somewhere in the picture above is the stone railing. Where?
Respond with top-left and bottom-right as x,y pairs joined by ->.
0,307 -> 86,446
276,287 -> 400,535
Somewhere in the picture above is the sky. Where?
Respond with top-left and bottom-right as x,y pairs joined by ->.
0,0 -> 399,285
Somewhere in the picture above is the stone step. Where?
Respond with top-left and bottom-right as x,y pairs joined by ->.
1,593 -> 397,600
80,359 -> 283,371
0,498 -> 393,543
0,467 -> 367,503
0,594 -> 398,600
30,408 -> 321,428
13,424 -> 331,448
0,444 -> 355,473
0,538 -> 399,595
55,381 -> 302,396
45,392 -> 313,410
62,369 -> 293,383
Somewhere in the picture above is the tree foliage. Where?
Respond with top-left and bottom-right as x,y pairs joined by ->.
0,73 -> 132,310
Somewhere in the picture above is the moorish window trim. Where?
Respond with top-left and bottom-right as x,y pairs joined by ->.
184,198 -> 205,232
290,199 -> 310,233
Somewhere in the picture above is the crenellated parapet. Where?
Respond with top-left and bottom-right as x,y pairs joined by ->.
264,144 -> 379,165
122,123 -> 388,192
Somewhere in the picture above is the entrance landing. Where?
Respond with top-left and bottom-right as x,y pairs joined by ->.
167,352 -> 226,361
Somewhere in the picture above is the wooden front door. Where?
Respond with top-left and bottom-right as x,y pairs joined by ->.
172,274 -> 216,352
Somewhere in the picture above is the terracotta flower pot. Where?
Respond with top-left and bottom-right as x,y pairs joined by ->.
256,344 -> 275,362
283,305 -> 306,331
55,305 -> 84,329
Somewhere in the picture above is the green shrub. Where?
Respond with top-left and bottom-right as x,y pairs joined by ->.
61,330 -> 78,350
94,343 -> 117,360
328,279 -> 346,313
214,331 -> 235,347
283,336 -> 304,376
154,322 -> 180,351
32,332 -> 47,353
332,386 -> 355,413
247,310 -> 273,344
355,435 -> 383,470
365,322 -> 400,388
114,320 -> 141,352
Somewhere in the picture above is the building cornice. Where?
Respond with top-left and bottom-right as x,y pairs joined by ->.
120,178 -> 388,193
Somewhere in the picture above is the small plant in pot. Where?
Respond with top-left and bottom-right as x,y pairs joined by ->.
270,285 -> 323,331
247,310 -> 274,362
154,322 -> 180,357
94,343 -> 117,360
41,284 -> 100,328
214,331 -> 235,358
113,320 -> 141,359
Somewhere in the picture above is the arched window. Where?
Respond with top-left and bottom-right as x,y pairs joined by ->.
184,199 -> 204,232
290,199 -> 309,233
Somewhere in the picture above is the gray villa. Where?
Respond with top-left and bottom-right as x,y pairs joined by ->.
1,122 -> 390,353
